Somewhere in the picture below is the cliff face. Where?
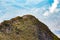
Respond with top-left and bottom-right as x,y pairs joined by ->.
0,15 -> 60,40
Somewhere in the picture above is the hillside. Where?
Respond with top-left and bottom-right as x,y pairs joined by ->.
0,15 -> 60,40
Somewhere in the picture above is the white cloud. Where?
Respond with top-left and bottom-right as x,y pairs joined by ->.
49,0 -> 59,13
0,5 -> 47,23
43,0 -> 59,16
43,11 -> 49,16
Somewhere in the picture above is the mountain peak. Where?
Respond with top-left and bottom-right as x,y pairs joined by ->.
0,15 -> 60,40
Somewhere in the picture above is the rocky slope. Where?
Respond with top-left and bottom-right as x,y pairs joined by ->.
0,15 -> 60,40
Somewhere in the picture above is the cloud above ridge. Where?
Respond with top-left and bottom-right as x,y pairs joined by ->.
43,0 -> 59,16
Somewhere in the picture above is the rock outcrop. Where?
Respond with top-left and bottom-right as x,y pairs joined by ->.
0,15 -> 60,40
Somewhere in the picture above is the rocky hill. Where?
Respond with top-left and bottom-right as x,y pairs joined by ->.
0,15 -> 60,40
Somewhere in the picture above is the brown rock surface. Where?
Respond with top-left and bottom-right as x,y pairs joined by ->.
0,15 -> 60,40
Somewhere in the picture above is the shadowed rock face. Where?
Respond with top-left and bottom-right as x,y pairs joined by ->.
0,15 -> 60,40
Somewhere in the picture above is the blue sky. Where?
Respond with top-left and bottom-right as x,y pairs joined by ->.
0,0 -> 60,38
